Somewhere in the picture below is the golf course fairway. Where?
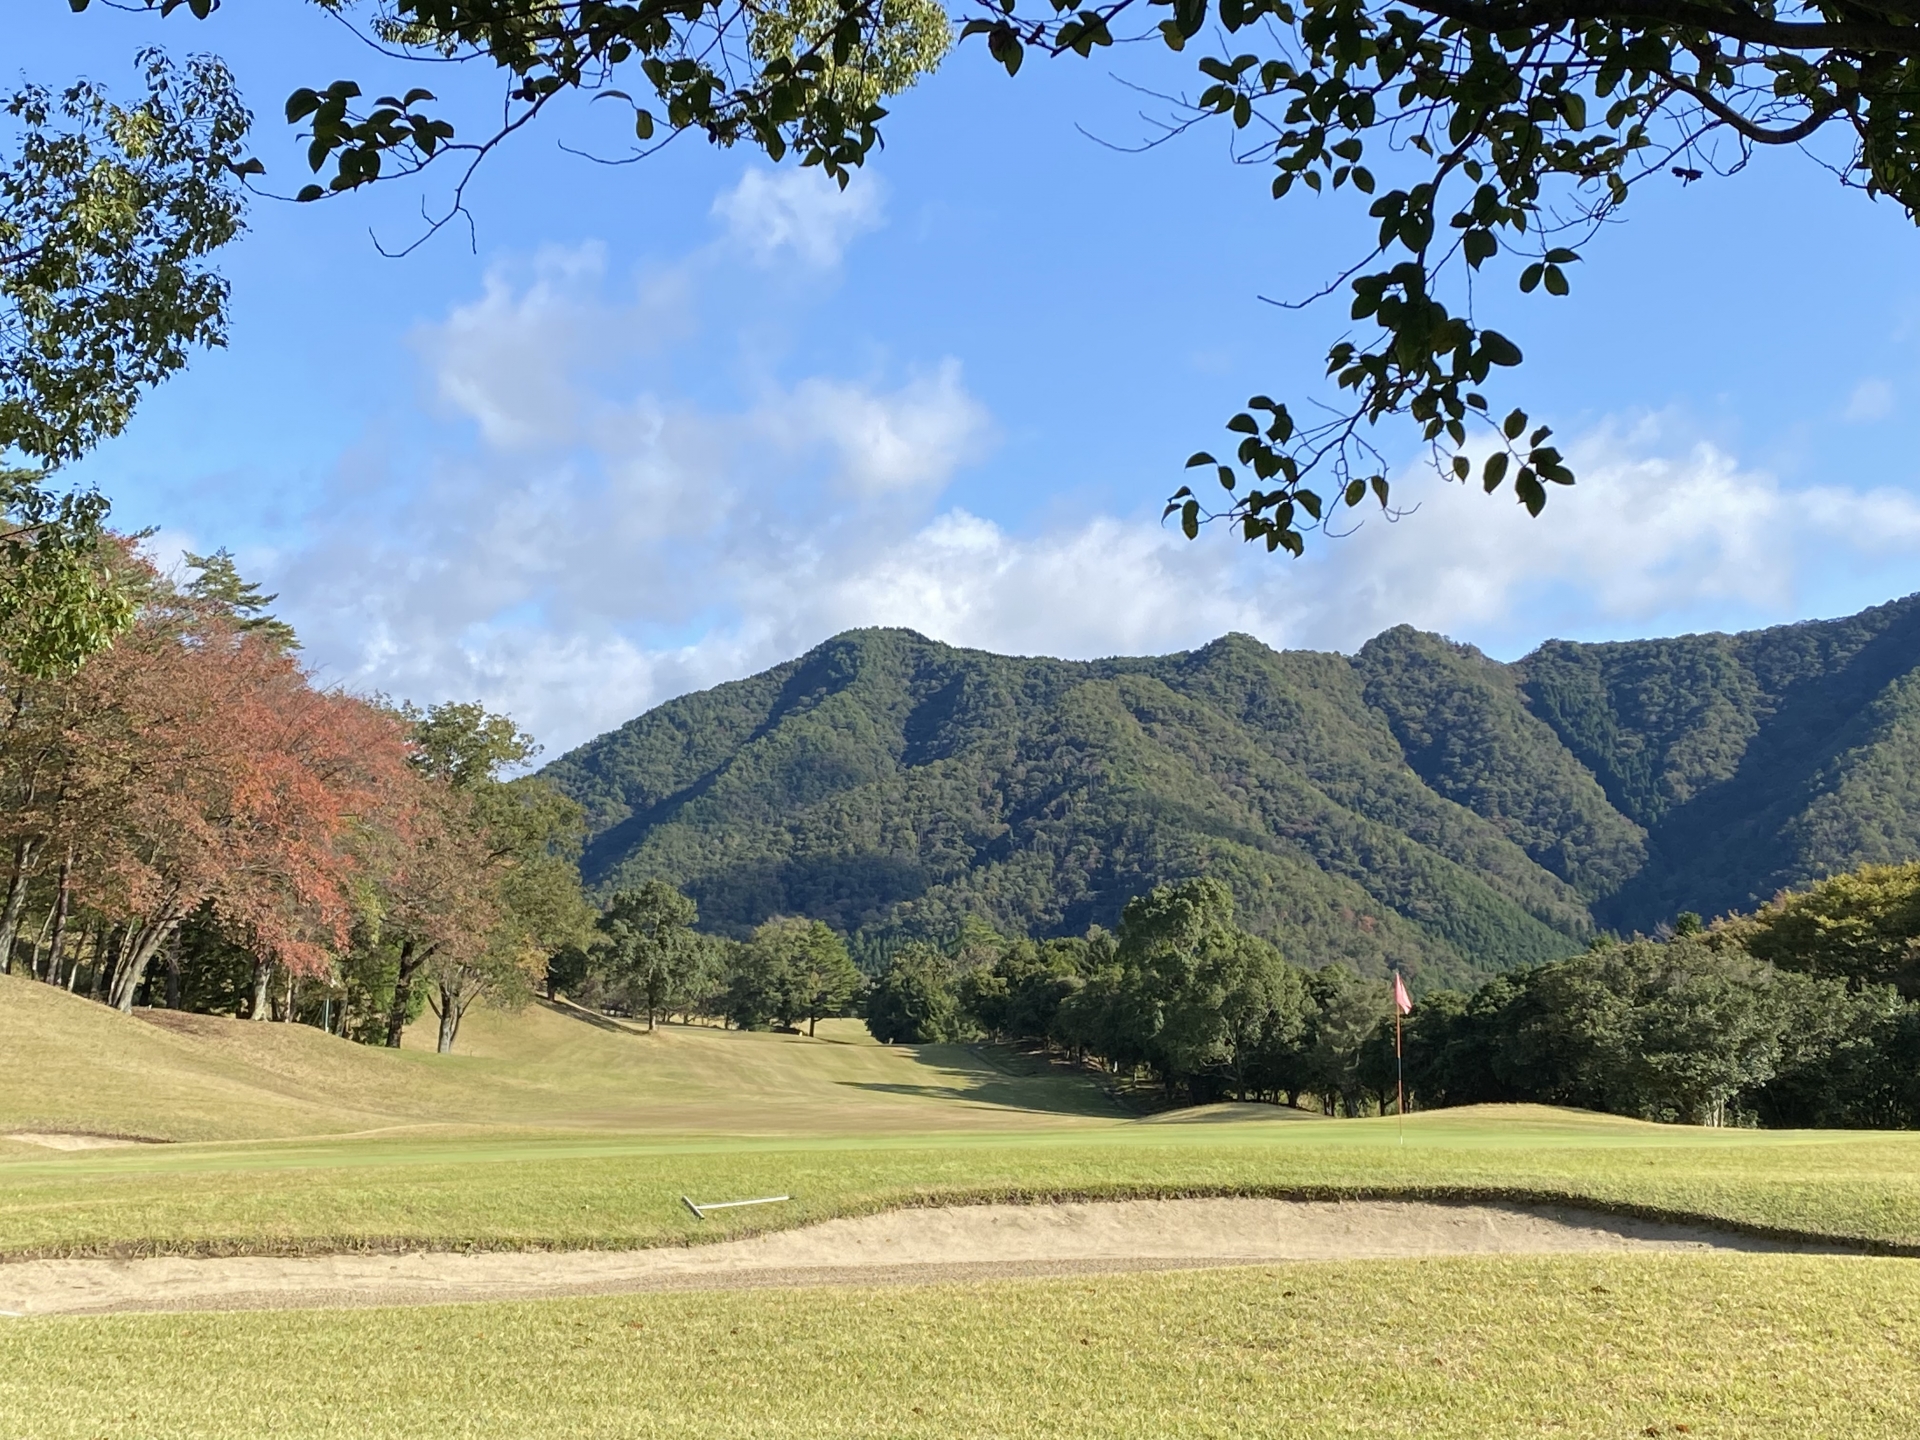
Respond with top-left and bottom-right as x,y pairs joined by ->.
4,975 -> 1918,1437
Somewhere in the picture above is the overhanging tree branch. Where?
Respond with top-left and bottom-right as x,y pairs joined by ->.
63,0 -> 1920,566
1409,0 -> 1920,55
1667,73 -> 1846,141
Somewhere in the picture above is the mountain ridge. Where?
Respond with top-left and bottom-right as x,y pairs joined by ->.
542,595 -> 1920,988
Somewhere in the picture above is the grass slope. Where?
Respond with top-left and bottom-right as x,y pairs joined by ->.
9,963 -> 1920,1439
0,973 -> 1119,1145
5,1256 -> 1918,1438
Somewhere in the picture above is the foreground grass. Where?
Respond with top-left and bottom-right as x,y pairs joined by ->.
5,1108 -> 1920,1257
4,1255 -> 1917,1438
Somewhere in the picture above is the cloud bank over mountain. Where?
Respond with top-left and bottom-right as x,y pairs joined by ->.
210,168 -> 1920,754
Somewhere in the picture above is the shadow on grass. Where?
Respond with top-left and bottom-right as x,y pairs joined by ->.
1141,1103 -> 1323,1124
539,1001 -> 645,1037
836,1079 -> 1119,1117
840,1044 -> 1126,1118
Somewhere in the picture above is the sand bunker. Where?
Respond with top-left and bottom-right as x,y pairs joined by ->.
0,1198 -> 1836,1317
3,1132 -> 151,1151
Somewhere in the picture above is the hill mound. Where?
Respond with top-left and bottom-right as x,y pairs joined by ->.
0,973 -> 1118,1145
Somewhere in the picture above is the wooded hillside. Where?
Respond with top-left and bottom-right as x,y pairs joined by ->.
544,595 -> 1920,988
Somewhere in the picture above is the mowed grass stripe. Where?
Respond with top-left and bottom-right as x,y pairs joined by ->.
7,1117 -> 1920,1257
4,1255 -> 1918,1438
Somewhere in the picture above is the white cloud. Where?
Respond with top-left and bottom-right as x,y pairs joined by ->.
715,430 -> 1836,669
418,245 -> 609,449
1819,481 -> 1920,550
712,166 -> 883,268
260,262 -> 1920,757
1845,378 -> 1896,422
1314,428 -> 1797,640
757,362 -> 993,496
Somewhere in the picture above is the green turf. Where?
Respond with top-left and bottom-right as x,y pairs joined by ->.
8,974 -> 1920,1436
5,1109 -> 1920,1258
5,1255 -> 1918,1438
7,971 -> 1920,1260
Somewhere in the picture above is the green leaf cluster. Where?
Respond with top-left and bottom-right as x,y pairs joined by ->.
1405,931 -> 1920,1128
0,471 -> 132,678
0,51 -> 251,467
182,547 -> 298,653
723,915 -> 861,1033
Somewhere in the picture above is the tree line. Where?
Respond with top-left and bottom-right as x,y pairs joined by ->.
858,879 -> 1395,1112
551,879 -> 862,1038
0,543 -> 592,1053
1398,868 -> 1920,1128
549,859 -> 1920,1130
851,868 -> 1920,1128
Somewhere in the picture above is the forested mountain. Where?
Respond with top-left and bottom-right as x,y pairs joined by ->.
542,594 -> 1920,989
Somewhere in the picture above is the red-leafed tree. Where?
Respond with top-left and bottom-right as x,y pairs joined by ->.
76,605 -> 413,1012
0,542 -> 585,1050
0,545 -> 416,1009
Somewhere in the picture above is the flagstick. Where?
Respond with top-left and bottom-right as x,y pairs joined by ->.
1394,970 -> 1406,1147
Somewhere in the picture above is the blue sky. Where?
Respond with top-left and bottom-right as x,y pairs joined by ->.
19,3 -> 1920,754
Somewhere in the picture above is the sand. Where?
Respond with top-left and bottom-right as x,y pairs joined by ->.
3,1132 -> 151,1151
0,1198 -> 1840,1317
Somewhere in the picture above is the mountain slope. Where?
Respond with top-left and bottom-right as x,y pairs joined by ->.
543,595 -> 1920,985
547,630 -> 1585,989
1516,593 -> 1920,925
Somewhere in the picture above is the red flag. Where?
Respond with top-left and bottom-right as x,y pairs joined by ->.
1392,972 -> 1413,1016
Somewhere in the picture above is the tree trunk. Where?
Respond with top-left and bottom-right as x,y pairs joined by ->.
100,923 -> 132,1006
164,930 -> 183,1011
808,1011 -> 817,1037
0,837 -> 39,975
247,960 -> 273,1020
112,914 -> 183,1014
283,967 -> 295,1023
435,983 -> 462,1054
44,845 -> 72,988
26,901 -> 53,981
384,939 -> 423,1048
87,924 -> 109,1000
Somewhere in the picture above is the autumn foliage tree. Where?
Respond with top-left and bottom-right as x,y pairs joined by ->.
0,546 -> 413,1010
0,542 -> 587,1052
89,616 -> 409,1013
